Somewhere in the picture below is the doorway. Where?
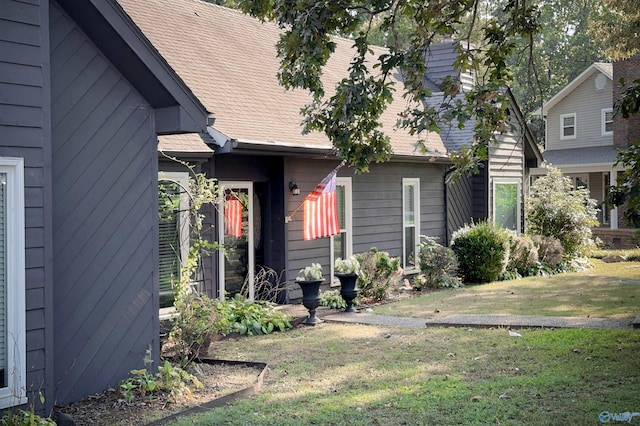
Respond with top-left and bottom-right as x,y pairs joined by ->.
218,181 -> 254,299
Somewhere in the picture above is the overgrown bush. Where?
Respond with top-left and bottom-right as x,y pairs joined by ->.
526,167 -> 599,258
416,236 -> 462,288
531,234 -> 564,271
355,248 -> 403,301
451,221 -> 510,284
505,232 -> 540,278
169,291 -> 226,366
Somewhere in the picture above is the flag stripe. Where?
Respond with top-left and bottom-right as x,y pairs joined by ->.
224,197 -> 243,237
303,170 -> 340,240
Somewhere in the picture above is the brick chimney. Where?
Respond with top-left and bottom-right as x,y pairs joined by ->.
613,54 -> 640,148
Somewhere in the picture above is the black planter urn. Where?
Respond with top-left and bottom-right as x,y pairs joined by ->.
335,273 -> 359,313
295,279 -> 324,325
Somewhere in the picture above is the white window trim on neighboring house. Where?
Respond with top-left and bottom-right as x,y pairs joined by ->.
492,178 -> 521,232
560,113 -> 577,140
0,157 -> 27,409
330,177 -> 352,286
602,108 -> 614,136
402,178 -> 420,273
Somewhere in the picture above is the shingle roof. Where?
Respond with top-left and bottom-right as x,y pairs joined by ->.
117,0 -> 447,158
158,133 -> 214,156
542,145 -> 620,167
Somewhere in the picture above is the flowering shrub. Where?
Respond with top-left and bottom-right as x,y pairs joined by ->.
526,167 -> 599,259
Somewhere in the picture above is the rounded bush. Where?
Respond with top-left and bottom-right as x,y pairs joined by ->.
451,221 -> 510,284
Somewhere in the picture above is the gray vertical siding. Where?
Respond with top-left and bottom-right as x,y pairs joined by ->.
285,159 -> 447,283
50,2 -> 158,404
0,0 -> 53,411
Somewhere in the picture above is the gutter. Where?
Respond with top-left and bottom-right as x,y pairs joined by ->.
443,165 -> 456,246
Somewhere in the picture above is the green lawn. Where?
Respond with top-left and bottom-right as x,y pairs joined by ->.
165,259 -> 640,425
372,259 -> 640,320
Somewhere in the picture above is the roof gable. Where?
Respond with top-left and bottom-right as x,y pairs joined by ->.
543,62 -> 613,114
58,0 -> 209,134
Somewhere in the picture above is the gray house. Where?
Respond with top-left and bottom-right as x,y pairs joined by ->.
1,0 -> 209,412
119,0 -> 542,302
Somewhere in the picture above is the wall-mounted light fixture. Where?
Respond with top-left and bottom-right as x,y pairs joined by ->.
289,180 -> 300,196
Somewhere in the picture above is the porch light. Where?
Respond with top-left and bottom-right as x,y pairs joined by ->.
289,180 -> 300,196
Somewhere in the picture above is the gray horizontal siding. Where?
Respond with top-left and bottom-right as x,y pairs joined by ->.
50,2 -> 158,404
0,0 -> 51,412
285,159 -> 446,282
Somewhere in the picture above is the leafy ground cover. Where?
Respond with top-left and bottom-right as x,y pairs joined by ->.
372,259 -> 640,320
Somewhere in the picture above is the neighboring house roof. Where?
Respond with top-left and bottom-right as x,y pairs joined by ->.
542,62 -> 613,114
118,0 -> 448,159
542,145 -> 620,168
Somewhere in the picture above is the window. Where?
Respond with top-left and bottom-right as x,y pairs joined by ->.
0,157 -> 26,409
402,178 -> 420,272
493,179 -> 521,232
568,174 -> 589,190
602,108 -> 614,135
560,113 -> 576,139
331,178 -> 352,285
158,172 -> 189,309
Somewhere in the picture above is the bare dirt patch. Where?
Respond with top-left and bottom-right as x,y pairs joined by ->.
54,360 -> 264,426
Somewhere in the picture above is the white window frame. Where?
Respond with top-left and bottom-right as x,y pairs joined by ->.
492,178 -> 521,232
602,108 -> 614,136
402,178 -> 420,273
157,172 -> 190,315
0,157 -> 27,409
568,173 -> 589,190
330,177 -> 352,286
560,113 -> 577,140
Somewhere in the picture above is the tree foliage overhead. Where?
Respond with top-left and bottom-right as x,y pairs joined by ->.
232,0 -> 540,173
588,0 -> 640,61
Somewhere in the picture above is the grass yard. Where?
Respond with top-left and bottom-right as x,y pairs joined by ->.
168,325 -> 639,425
372,259 -> 640,320
165,259 -> 640,425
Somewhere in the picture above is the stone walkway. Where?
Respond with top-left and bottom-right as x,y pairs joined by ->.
279,305 -> 637,330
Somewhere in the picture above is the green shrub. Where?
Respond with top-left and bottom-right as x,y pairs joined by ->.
320,290 -> 347,309
416,236 -> 462,288
0,411 -> 55,426
451,221 -> 510,284
355,248 -> 403,301
526,167 -> 599,258
119,360 -> 203,403
505,232 -> 540,277
170,293 -> 292,367
217,295 -> 293,336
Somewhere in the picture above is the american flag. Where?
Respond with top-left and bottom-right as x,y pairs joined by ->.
303,168 -> 340,240
224,194 -> 243,238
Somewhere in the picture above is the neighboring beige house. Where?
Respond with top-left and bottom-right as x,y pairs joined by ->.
532,59 -> 639,247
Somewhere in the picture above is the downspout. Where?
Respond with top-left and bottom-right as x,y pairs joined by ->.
443,166 -> 455,246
